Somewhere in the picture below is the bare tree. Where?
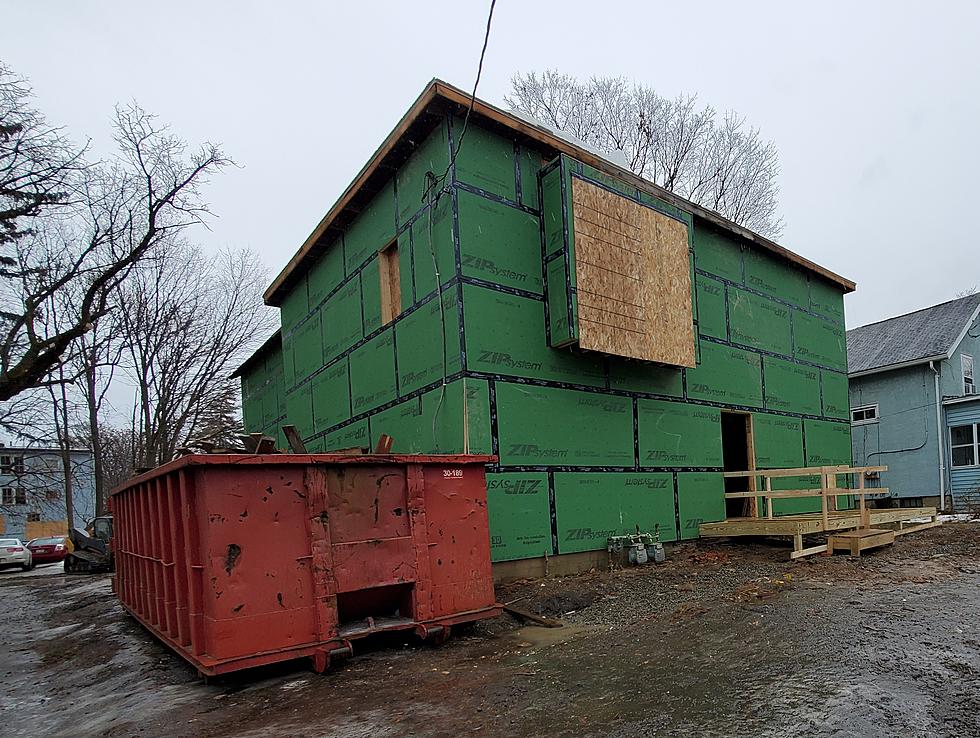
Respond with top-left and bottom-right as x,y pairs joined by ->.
0,64 -> 230,402
506,70 -> 783,238
119,244 -> 275,467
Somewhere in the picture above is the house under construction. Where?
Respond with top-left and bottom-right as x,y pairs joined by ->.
236,79 -> 860,574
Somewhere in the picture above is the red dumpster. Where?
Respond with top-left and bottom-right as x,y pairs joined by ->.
109,454 -> 500,676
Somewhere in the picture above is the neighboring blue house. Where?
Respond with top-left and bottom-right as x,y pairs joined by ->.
0,445 -> 95,539
847,293 -> 980,511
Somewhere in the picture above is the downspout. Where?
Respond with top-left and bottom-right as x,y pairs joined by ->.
930,360 -> 946,511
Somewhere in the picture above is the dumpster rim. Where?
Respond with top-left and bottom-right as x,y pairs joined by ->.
110,453 -> 498,496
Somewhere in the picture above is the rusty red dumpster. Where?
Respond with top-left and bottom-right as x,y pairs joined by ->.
109,454 -> 500,676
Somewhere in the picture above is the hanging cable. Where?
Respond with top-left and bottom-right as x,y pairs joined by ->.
424,0 -> 497,448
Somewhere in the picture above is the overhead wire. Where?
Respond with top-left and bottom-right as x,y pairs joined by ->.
424,0 -> 497,448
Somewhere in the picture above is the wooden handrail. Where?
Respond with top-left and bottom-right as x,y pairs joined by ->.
722,465 -> 888,526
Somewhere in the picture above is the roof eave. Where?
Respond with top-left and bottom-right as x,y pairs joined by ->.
848,354 -> 947,379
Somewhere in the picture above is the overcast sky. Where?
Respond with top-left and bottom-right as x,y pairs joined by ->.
5,1 -> 979,329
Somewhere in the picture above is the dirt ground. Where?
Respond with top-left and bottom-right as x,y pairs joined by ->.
3,524 -> 980,738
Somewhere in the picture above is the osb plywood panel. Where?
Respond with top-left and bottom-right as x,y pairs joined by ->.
571,178 -> 695,367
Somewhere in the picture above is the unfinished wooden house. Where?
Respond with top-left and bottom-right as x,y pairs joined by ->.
236,79 -> 862,573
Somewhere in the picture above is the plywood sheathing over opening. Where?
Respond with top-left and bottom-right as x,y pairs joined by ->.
571,178 -> 696,367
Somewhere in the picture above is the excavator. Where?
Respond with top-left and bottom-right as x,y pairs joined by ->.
64,515 -> 114,573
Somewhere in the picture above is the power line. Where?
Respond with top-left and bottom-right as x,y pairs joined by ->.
423,0 -> 497,205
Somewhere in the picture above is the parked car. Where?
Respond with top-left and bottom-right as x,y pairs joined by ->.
27,536 -> 68,565
0,538 -> 33,571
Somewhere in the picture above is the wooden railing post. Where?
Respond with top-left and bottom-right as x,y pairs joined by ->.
820,469 -> 830,530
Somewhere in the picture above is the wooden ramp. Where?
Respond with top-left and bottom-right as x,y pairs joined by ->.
700,507 -> 939,558
698,464 -> 941,559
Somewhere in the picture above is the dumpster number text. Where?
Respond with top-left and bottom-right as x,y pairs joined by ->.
443,468 -> 463,478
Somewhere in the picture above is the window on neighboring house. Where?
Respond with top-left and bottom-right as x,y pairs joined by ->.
962,354 -> 975,395
44,488 -> 60,501
951,423 -> 979,468
14,488 -> 26,505
1,487 -> 12,505
379,240 -> 402,325
851,404 -> 879,425
1,456 -> 11,473
26,512 -> 40,522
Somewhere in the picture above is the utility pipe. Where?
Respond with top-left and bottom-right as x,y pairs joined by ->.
930,360 -> 947,511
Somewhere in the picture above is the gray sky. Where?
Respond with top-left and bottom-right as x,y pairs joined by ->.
5,1 -> 979,329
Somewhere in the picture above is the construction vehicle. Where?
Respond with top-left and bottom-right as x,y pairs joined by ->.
64,515 -> 113,573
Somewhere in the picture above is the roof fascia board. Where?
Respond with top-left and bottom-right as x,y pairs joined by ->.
942,394 -> 980,407
848,354 -> 947,379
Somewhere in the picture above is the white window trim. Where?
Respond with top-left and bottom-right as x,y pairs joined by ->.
950,423 -> 980,469
851,403 -> 879,426
962,354 -> 975,395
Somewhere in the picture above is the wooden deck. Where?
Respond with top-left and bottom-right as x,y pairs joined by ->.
700,506 -> 938,538
699,506 -> 941,559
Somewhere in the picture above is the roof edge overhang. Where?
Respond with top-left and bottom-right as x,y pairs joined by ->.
942,394 -> 980,407
848,353 -> 947,379
264,78 -> 856,306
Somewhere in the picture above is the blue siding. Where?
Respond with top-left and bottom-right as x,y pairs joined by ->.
0,449 -> 95,539
849,364 -> 941,500
945,398 -> 980,511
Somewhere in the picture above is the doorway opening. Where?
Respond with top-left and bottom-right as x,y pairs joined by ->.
721,411 -> 756,518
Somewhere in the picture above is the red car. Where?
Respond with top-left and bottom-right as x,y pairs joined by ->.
27,536 -> 69,565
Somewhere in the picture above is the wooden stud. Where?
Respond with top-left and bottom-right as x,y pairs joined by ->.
282,425 -> 308,454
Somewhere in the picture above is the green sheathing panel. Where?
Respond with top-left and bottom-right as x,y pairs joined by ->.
608,360 -> 683,396
677,473 -> 726,539
367,378 -> 491,455
693,224 -> 743,282
241,343 -> 286,438
794,312 -> 847,371
395,290 -> 461,396
280,277 -> 309,334
397,121 -> 449,226
764,356 -> 821,415
540,158 -> 579,348
809,277 -> 846,325
486,472 -> 551,562
464,285 -> 605,386
555,473 -> 677,554
687,341 -> 764,408
696,274 -> 727,340
540,163 -> 567,258
348,328 -> 396,414
360,257 -> 382,336
752,414 -> 815,515
805,418 -> 852,466
320,418 -> 369,452
312,359 -> 350,433
307,240 -> 345,309
496,383 -> 633,466
453,119 -> 517,201
284,382 -> 313,440
396,229 -> 414,311
321,280 -> 362,363
410,194 -> 456,300
638,400 -> 723,467
546,256 -> 575,346
821,370 -> 850,420
729,288 -> 792,355
291,314 -> 322,383
518,146 -> 543,209
458,190 -> 542,293
344,180 -> 395,274
743,247 -> 808,308
805,418 -> 854,510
